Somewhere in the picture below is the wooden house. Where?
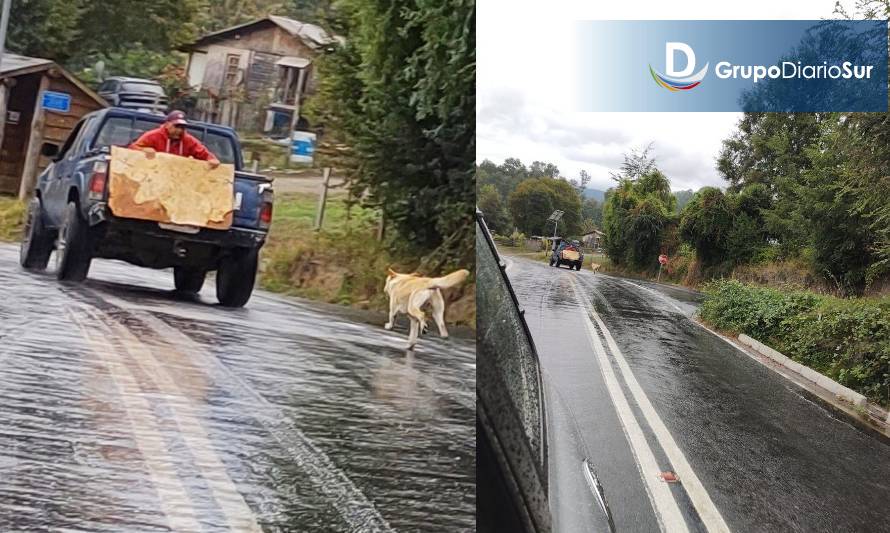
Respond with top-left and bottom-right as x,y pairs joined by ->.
181,15 -> 341,134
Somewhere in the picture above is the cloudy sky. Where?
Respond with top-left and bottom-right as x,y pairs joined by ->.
477,0 -> 845,192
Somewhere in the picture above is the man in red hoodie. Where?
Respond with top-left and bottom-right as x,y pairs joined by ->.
129,110 -> 221,169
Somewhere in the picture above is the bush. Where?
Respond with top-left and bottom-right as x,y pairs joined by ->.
700,279 -> 890,406
780,300 -> 890,404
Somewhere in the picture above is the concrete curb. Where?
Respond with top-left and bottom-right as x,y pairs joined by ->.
737,334 -> 867,408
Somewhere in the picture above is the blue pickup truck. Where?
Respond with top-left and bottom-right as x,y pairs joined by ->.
19,107 -> 274,307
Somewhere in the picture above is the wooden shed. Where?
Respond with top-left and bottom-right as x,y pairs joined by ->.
0,53 -> 107,198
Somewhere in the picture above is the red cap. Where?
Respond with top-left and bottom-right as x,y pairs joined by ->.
165,110 -> 188,125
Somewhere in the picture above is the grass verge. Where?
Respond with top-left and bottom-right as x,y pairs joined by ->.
260,193 -> 475,327
700,279 -> 890,407
0,197 -> 24,242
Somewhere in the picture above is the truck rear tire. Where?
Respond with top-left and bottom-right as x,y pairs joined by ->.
20,197 -> 54,270
56,201 -> 93,282
216,248 -> 258,307
575,262 -> 582,271
174,267 -> 207,293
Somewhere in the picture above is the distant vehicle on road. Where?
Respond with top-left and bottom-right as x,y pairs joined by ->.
97,77 -> 168,113
19,107 -> 274,307
549,237 -> 584,270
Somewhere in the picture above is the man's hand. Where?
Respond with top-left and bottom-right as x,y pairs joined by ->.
141,147 -> 156,159
207,158 -> 220,170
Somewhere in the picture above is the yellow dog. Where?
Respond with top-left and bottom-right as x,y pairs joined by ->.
384,268 -> 470,348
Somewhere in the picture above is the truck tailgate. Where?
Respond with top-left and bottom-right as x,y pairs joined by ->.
232,171 -> 271,229
108,146 -> 235,229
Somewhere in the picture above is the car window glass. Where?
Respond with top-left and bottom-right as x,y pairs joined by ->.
93,117 -> 159,149
476,217 -> 546,467
203,132 -> 236,166
68,118 -> 94,158
92,117 -> 236,166
55,120 -> 85,160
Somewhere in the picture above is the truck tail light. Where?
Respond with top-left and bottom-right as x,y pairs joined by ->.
88,160 -> 108,200
258,186 -> 274,229
259,201 -> 273,227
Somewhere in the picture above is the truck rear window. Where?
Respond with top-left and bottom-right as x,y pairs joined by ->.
92,116 -> 237,166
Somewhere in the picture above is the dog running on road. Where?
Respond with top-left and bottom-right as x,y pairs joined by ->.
384,268 -> 470,348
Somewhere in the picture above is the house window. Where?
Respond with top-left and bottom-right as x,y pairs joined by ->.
224,54 -> 241,88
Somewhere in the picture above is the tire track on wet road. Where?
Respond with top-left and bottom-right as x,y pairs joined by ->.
68,287 -> 395,533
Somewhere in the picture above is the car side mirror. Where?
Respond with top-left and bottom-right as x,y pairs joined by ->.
41,143 -> 60,159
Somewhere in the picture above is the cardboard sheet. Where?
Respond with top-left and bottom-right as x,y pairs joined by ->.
561,250 -> 581,261
108,146 -> 235,229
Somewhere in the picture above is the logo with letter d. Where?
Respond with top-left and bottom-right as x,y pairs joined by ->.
649,42 -> 709,91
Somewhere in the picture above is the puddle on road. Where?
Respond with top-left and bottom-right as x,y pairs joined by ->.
0,251 -> 475,532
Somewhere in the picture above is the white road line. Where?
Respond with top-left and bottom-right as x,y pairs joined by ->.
68,307 -> 205,532
574,278 -> 731,533
129,307 -> 395,533
97,314 -> 263,532
571,281 -> 690,533
75,291 -> 394,532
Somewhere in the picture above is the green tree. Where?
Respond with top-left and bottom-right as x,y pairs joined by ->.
601,148 -> 676,270
77,0 -> 200,59
528,161 -> 560,179
305,0 -> 475,270
625,197 -> 671,269
717,112 -> 823,256
7,0 -> 86,62
602,180 -> 633,263
478,184 -> 510,234
678,187 -> 734,267
508,179 -> 555,236
507,177 -> 582,236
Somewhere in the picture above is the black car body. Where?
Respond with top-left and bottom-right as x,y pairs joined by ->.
477,209 -> 615,532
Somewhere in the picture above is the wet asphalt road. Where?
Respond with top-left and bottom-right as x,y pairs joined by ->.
0,243 -> 475,532
505,255 -> 890,533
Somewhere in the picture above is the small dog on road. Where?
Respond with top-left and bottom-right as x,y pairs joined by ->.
384,268 -> 470,348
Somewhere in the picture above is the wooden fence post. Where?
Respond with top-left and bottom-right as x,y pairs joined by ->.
314,167 -> 331,231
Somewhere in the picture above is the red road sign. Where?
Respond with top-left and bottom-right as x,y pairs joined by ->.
658,254 -> 668,265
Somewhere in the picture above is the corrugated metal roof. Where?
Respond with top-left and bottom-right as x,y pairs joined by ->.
0,53 -> 53,75
0,52 -> 107,107
186,16 -> 342,51
268,15 -> 339,49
